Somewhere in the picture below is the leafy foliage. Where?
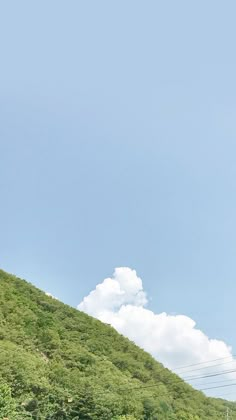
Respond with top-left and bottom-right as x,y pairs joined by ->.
0,269 -> 235,419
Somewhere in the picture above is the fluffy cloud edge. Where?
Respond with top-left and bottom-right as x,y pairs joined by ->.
78,267 -> 236,399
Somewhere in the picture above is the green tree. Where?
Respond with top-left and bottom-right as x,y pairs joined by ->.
0,383 -> 18,419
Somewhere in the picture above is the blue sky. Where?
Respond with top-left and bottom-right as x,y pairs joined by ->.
1,0 -> 236,357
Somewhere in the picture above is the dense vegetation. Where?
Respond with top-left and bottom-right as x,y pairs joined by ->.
0,269 -> 235,419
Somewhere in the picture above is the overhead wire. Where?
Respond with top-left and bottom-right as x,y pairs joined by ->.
172,355 -> 236,371
183,368 -> 236,382
174,359 -> 236,376
96,367 -> 236,397
92,377 -> 236,406
100,355 -> 236,396
88,348 -> 236,401
190,377 -> 236,388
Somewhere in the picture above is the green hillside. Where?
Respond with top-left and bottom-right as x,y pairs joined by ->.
0,269 -> 234,419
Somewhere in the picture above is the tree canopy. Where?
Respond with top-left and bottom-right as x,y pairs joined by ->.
0,269 -> 234,419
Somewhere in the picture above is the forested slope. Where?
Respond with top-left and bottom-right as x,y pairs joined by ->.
0,269 -> 235,419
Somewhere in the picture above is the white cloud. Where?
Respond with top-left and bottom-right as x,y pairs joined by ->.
78,267 -> 236,399
45,292 -> 58,300
79,267 -> 147,315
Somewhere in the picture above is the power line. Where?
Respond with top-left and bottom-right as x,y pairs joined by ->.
94,376 -> 236,408
183,368 -> 236,382
81,349 -> 236,402
174,359 -> 236,376
84,331 -> 236,377
173,355 -> 236,372
95,340 -> 236,379
102,368 -> 236,396
119,380 -> 236,402
102,355 -> 236,401
213,390 -> 236,399
101,364 -> 236,396
192,378 -> 236,388
201,383 -> 236,392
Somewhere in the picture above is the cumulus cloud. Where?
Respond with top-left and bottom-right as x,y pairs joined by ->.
79,267 -> 147,315
78,267 -> 236,399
